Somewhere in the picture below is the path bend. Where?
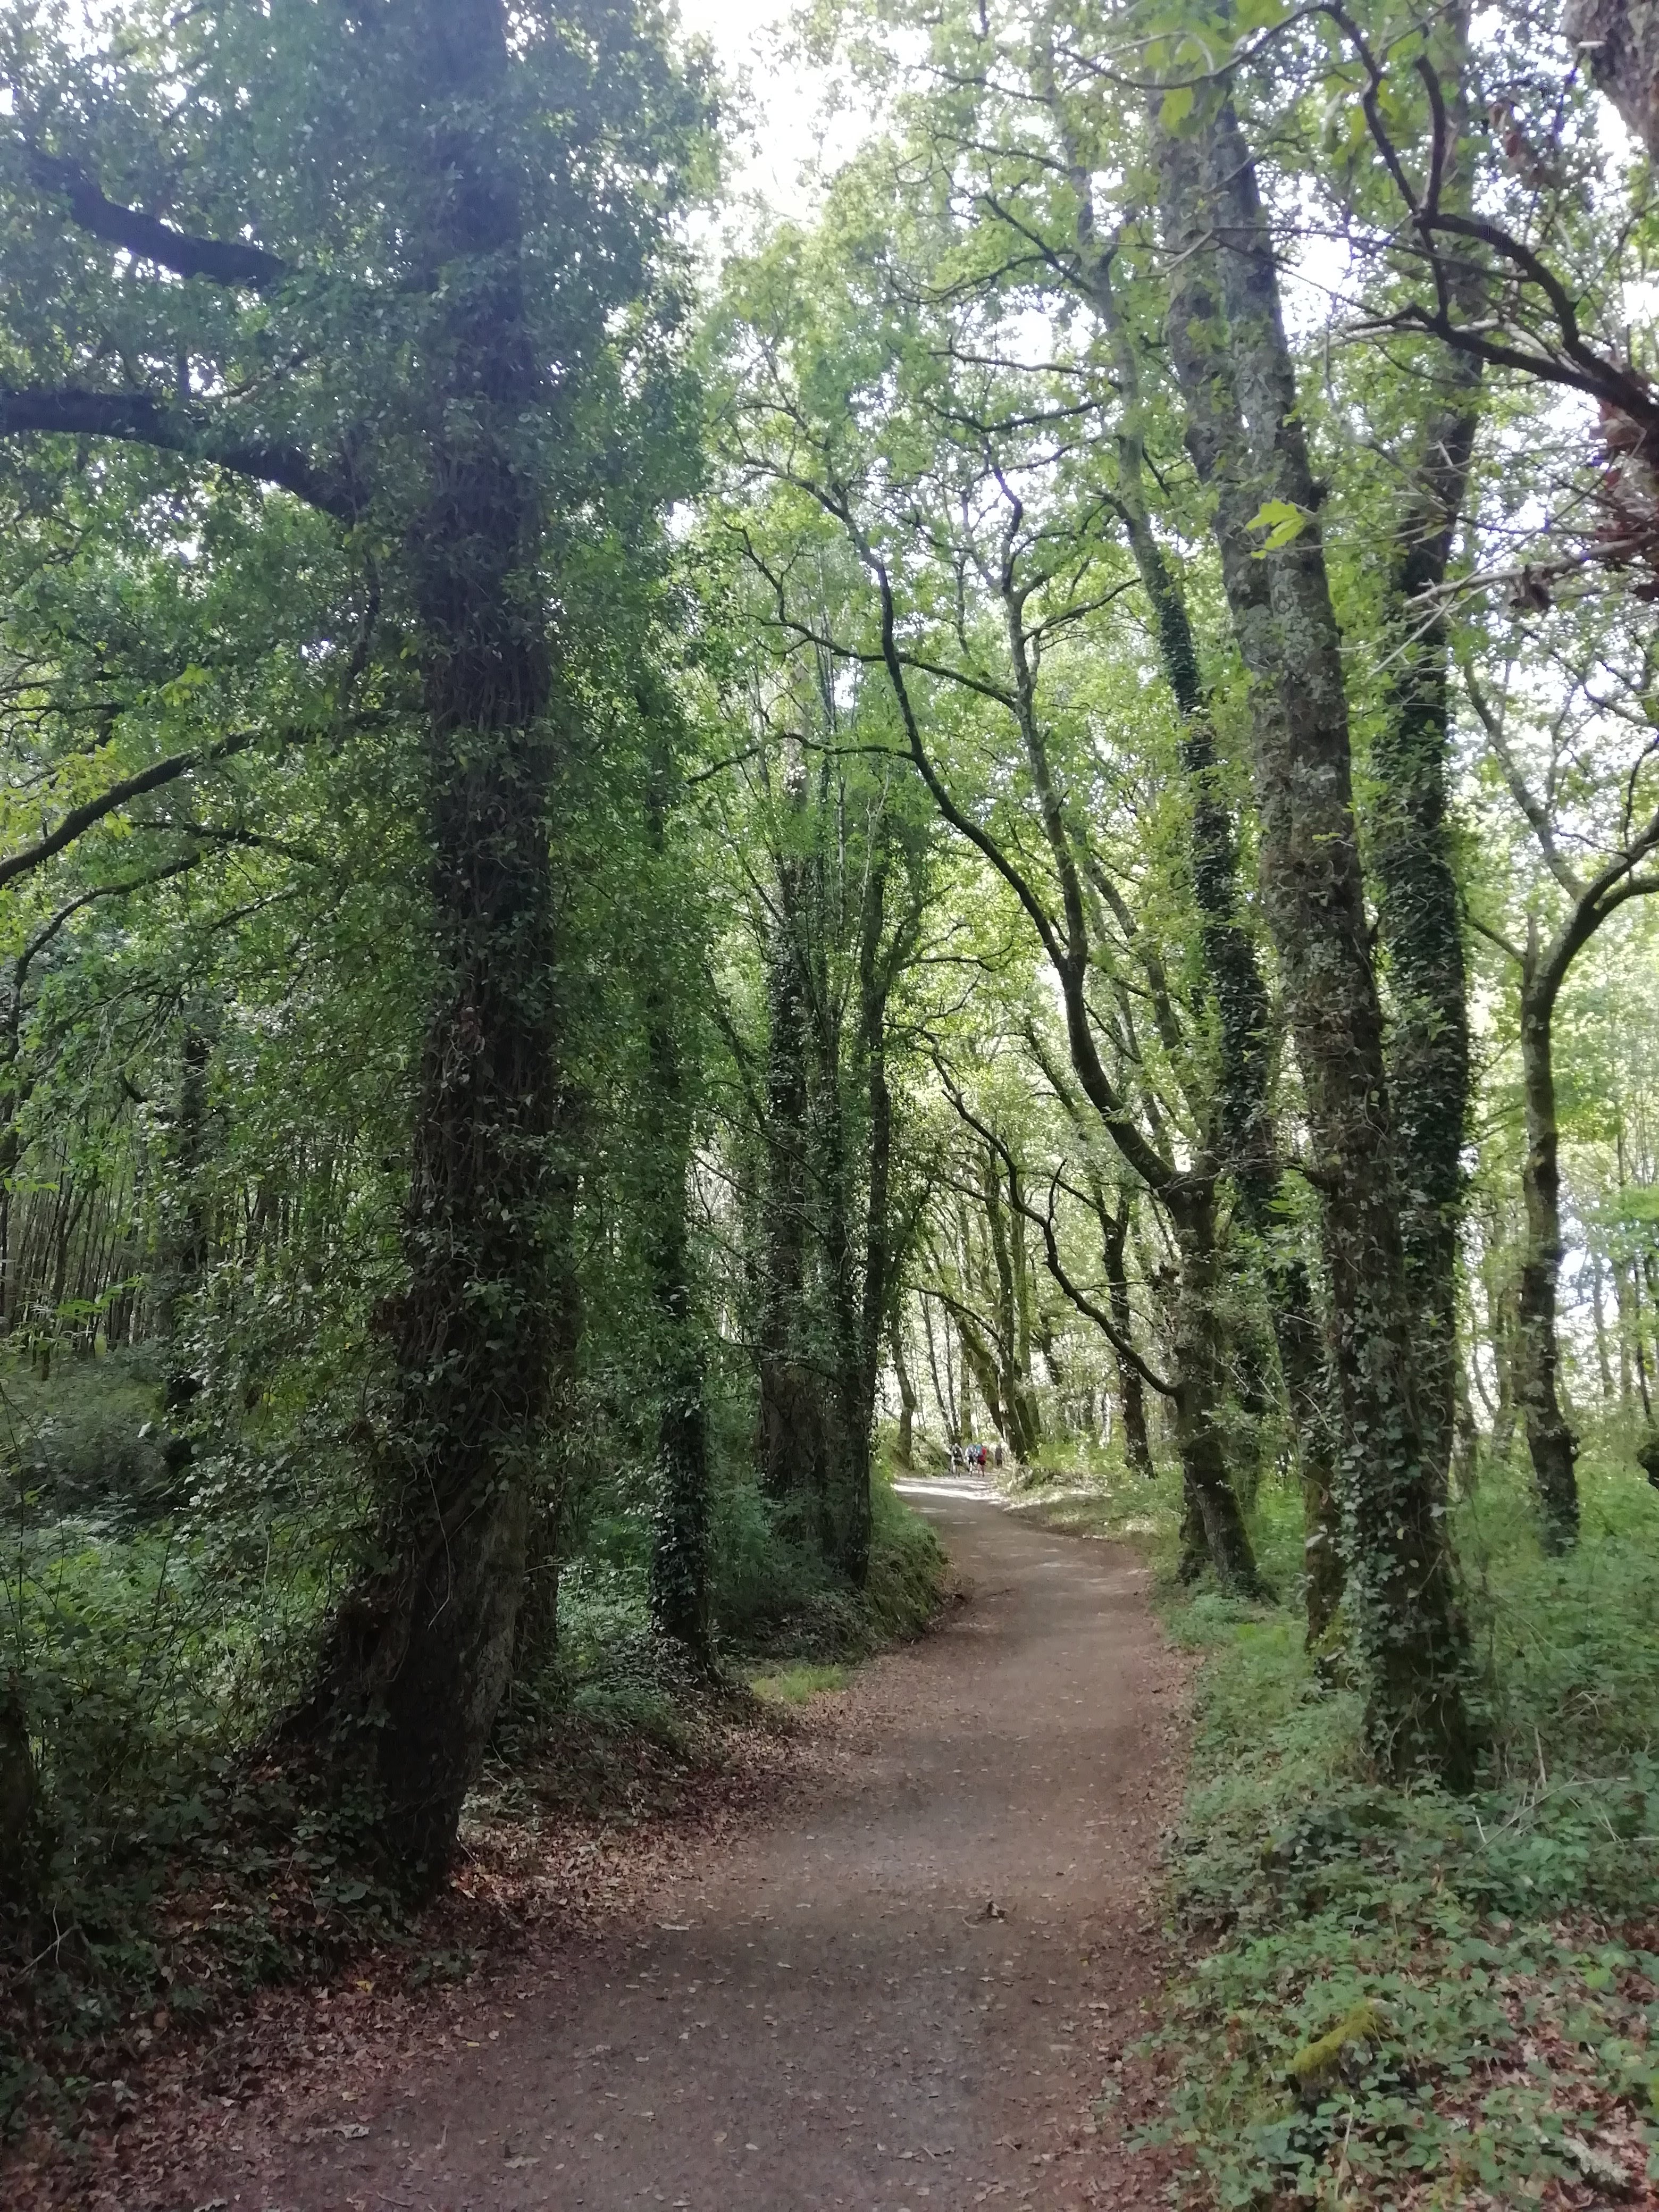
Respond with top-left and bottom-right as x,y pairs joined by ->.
204,1478 -> 1186,2210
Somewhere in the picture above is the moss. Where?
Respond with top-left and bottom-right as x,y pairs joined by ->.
1286,2000 -> 1387,2101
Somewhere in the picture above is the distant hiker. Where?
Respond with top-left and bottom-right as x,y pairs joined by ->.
993,1442 -> 1003,1468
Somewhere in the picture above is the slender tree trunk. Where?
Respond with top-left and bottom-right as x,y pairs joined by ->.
756,795 -> 825,1519
1591,1254 -> 1615,1402
923,1292 -> 958,1442
1156,91 -> 1472,1780
158,1019 -> 212,1466
642,756 -> 711,1656
1096,1185 -> 1154,1479
982,1151 -> 1041,1461
891,1305 -> 917,1468
1515,963 -> 1580,1545
1267,1252 -> 1344,1646
1169,1186 -> 1263,1592
1614,1253 -> 1637,1408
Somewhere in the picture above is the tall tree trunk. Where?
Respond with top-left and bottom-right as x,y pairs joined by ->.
642,753 -> 711,1656
923,1291 -> 958,1441
756,783 -> 825,1520
1169,1187 -> 1263,1590
1045,94 -> 1334,1615
1516,960 -> 1580,1545
1591,1254 -> 1615,1403
982,1150 -> 1042,1461
818,994 -> 872,1583
281,0 -> 566,1890
1613,1252 -> 1637,1409
1156,91 -> 1472,1781
1096,1183 -> 1155,1479
158,1018 -> 212,1468
891,1305 -> 917,1468
1369,9 -> 1480,1495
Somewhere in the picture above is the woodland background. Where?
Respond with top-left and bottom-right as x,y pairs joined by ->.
2,0 -> 1659,2200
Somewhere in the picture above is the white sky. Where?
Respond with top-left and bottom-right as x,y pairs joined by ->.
674,0 -> 868,230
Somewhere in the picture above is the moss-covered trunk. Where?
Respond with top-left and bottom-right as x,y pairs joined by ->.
281,0 -> 564,1889
1516,965 -> 1580,1545
1155,91 -> 1472,1782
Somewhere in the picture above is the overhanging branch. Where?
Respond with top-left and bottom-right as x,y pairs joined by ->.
27,149 -> 288,290
0,387 -> 355,520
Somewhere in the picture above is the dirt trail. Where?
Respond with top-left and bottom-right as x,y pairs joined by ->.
193,1478 -> 1186,2211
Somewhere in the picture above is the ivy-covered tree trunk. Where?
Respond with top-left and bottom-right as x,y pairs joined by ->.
1515,960 -> 1580,1545
817,990 -> 872,1582
756,793 -> 826,1518
1055,130 -> 1334,1616
982,1150 -> 1043,1462
283,0 -> 564,1887
642,756 -> 711,1654
1369,9 -> 1480,1496
1156,92 -> 1472,1782
891,1307 -> 917,1467
1168,1186 -> 1263,1590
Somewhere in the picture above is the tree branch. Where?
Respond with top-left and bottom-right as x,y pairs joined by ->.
0,725 -> 313,891
27,150 -> 288,290
0,387 -> 354,519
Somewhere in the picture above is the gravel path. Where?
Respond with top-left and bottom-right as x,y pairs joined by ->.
200,1477 -> 1187,2210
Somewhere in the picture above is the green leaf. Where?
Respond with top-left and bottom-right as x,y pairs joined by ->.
1246,498 -> 1310,551
1160,83 -> 1195,131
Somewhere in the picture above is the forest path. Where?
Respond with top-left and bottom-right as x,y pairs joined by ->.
211,1480 -> 1184,2211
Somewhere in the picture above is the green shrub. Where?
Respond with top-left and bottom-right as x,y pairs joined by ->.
1,1352 -> 170,1520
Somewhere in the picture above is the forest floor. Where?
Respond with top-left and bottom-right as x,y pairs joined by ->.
6,1476 -> 1188,2212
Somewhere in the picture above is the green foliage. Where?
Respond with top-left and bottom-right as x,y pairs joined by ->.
1147,1456 -> 1659,2206
705,1457 -> 945,1658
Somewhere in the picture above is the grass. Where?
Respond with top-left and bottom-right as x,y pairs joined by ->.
1010,1435 -> 1659,2207
747,1661 -> 850,1705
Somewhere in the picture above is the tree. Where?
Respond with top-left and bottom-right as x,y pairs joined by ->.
1467,642 -> 1659,1542
0,0 -> 707,1887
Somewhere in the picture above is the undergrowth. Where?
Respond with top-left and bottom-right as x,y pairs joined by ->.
1011,1437 -> 1659,2207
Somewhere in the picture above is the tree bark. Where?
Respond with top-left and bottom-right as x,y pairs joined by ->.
891,1305 -> 917,1468
1042,87 -> 1338,1614
1515,960 -> 1580,1545
1369,9 -> 1480,1496
756,765 -> 827,1520
1095,1182 -> 1155,1479
982,1150 -> 1042,1462
642,752 -> 711,1656
280,0 -> 566,1890
1156,91 -> 1472,1780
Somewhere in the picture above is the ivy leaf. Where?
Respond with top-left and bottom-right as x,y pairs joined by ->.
1246,498 -> 1310,551
1160,83 -> 1195,130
